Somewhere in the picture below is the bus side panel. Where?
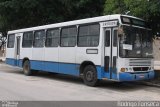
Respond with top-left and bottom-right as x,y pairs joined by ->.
32,48 -> 44,70
20,48 -> 33,67
6,48 -> 16,66
6,58 -> 16,66
58,63 -> 79,76
76,47 -> 103,79
43,61 -> 59,73
30,60 -> 43,70
75,25 -> 104,79
59,47 -> 78,76
44,48 -> 59,73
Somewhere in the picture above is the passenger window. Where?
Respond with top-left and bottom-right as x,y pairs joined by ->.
78,24 -> 100,47
22,31 -> 33,47
33,30 -> 45,47
46,29 -> 59,47
7,34 -> 15,48
61,27 -> 77,47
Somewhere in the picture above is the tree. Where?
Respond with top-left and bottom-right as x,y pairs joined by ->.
0,35 -> 6,50
104,0 -> 126,14
0,0 -> 105,36
0,0 -> 105,51
104,0 -> 160,34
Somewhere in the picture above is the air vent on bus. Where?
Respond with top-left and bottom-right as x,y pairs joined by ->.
129,59 -> 151,66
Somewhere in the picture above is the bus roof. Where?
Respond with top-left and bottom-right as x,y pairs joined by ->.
8,14 -> 144,34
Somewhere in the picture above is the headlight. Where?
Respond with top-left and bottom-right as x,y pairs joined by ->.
120,68 -> 126,72
120,67 -> 133,72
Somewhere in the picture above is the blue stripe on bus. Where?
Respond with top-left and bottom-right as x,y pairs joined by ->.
6,58 -> 103,78
44,61 -> 59,74
6,58 -> 16,66
5,58 -> 155,81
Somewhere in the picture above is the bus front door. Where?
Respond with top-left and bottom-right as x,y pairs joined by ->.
104,28 -> 118,79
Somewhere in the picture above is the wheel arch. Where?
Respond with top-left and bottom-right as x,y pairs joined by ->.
22,57 -> 30,67
79,61 -> 97,75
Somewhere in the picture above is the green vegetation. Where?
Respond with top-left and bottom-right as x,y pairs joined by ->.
0,0 -> 105,49
0,0 -> 159,47
104,0 -> 160,34
0,0 -> 105,37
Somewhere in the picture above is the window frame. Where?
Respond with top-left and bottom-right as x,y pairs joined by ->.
33,29 -> 46,48
22,31 -> 33,48
7,34 -> 15,48
60,26 -> 77,47
77,23 -> 100,47
45,28 -> 60,47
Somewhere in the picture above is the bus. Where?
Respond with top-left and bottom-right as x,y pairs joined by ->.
6,14 -> 154,86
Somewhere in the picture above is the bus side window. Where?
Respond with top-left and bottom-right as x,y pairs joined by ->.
46,29 -> 59,47
105,30 -> 110,47
7,34 -> 15,48
33,30 -> 45,47
78,24 -> 100,47
61,26 -> 77,47
22,31 -> 33,48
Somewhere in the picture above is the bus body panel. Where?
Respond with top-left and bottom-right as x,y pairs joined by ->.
59,47 -> 77,75
6,49 -> 16,66
44,48 -> 59,73
32,48 -> 45,70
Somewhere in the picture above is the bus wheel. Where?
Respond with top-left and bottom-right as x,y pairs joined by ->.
23,60 -> 32,76
83,65 -> 98,87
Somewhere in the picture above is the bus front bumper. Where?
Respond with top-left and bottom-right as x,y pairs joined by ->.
118,71 -> 155,81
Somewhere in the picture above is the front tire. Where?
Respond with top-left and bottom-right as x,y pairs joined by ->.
23,60 -> 32,76
83,65 -> 98,87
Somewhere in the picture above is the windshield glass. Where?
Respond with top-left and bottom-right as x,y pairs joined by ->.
119,26 -> 153,58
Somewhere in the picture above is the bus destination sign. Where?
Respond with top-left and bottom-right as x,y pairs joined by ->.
102,21 -> 118,27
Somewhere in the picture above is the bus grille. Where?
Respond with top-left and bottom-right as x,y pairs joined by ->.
133,67 -> 149,71
129,59 -> 151,66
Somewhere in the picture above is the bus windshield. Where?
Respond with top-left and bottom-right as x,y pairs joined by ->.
119,26 -> 153,58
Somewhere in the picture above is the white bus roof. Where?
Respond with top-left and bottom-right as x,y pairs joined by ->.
8,14 -> 143,34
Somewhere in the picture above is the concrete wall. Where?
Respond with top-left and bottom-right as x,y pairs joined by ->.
152,38 -> 160,70
153,38 -> 160,61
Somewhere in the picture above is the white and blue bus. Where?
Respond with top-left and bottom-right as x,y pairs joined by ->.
6,14 -> 154,86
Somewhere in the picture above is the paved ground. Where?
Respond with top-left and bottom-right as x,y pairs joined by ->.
0,63 -> 160,101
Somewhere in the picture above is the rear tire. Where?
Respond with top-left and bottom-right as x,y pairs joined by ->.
83,65 -> 98,87
23,60 -> 32,76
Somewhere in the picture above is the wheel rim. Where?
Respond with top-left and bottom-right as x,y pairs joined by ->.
86,71 -> 94,82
